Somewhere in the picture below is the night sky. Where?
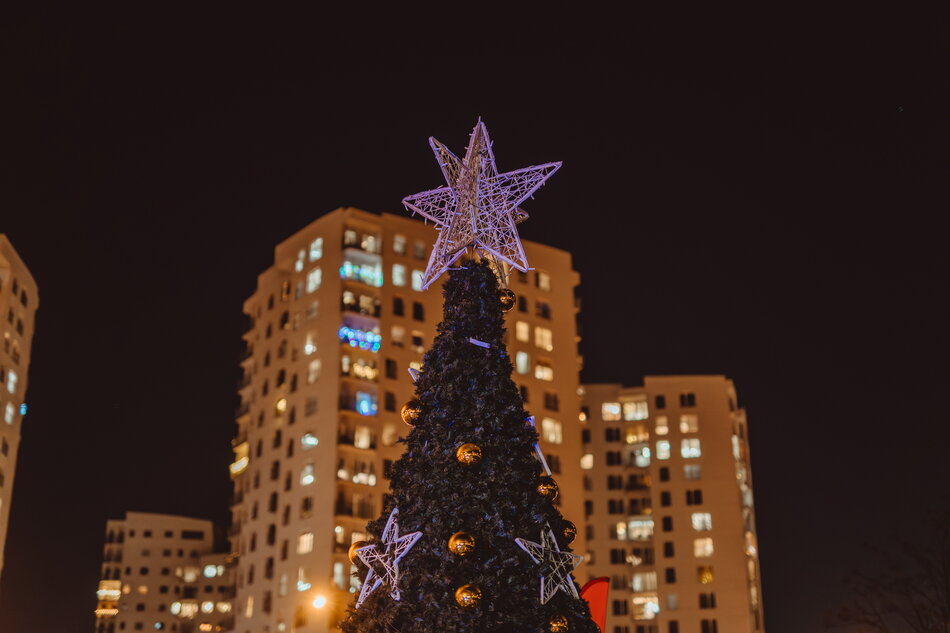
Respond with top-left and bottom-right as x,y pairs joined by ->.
1,6 -> 948,632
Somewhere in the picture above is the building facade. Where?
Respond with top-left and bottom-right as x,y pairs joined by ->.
581,376 -> 763,633
95,512 -> 234,633
229,207 -> 585,633
0,235 -> 38,582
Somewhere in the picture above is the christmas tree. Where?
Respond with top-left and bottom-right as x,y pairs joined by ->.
340,122 -> 597,633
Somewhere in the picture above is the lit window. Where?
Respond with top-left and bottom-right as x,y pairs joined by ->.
601,402 -> 622,421
627,518 -> 654,541
295,250 -> 305,272
692,513 -> 713,531
680,414 -> 699,433
392,264 -> 407,287
354,425 -> 374,449
217,601 -> 231,613
626,425 -> 648,444
515,321 -> 530,342
355,392 -> 377,416
580,453 -> 594,470
391,325 -> 405,347
340,258 -> 383,287
201,601 -> 214,613
301,433 -> 319,449
170,602 -> 182,615
656,440 -> 671,460
534,327 -> 553,351
3,403 -> 13,424
684,464 -> 701,480
300,464 -> 315,486
309,238 -> 323,261
632,595 -> 660,620
623,400 -> 649,421
275,398 -> 288,415
697,566 -> 714,584
306,300 -> 319,319
632,571 -> 657,592
411,270 -> 424,291
297,568 -> 311,592
245,595 -> 254,617
306,268 -> 322,293
515,352 -> 529,374
681,438 -> 702,458
333,561 -> 346,590
203,565 -> 217,578
633,444 -> 651,467
297,531 -> 314,554
338,325 -> 382,352
536,271 -> 551,291
393,234 -> 406,255
694,537 -> 714,558
6,370 -> 16,394
534,360 -> 553,381
540,417 -> 562,444
655,415 -> 669,435
667,594 -> 678,610
307,359 -> 321,383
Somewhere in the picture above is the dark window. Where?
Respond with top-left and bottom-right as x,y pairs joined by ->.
669,623 -> 679,633
584,500 -> 593,517
605,428 -> 621,442
679,392 -> 697,407
384,392 -> 396,412
543,392 -> 559,411
181,530 -> 204,540
700,620 -> 718,633
519,385 -> 529,402
517,296 -> 528,312
665,567 -> 676,583
535,300 -> 552,319
385,359 -> 397,379
412,302 -> 425,321
582,429 -> 591,443
686,489 -> 704,505
393,297 -> 405,316
143,530 -> 152,538
660,491 -> 671,507
663,542 -> 674,557
610,549 -> 626,564
273,429 -> 282,448
655,395 -> 666,410
661,517 -> 673,532
699,593 -> 717,609
659,467 -> 670,482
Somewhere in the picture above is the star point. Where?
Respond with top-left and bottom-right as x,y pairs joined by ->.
354,508 -> 423,608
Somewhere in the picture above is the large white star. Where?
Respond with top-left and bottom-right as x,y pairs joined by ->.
402,120 -> 561,289
515,526 -> 583,604
354,508 -> 423,608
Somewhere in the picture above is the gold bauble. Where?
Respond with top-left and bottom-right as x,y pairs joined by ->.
548,614 -> 569,632
561,521 -> 577,544
448,531 -> 476,557
454,584 -> 483,608
499,288 -> 516,311
401,399 -> 423,425
455,443 -> 483,465
537,476 -> 559,501
348,540 -> 369,565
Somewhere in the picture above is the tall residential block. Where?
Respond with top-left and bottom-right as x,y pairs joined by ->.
94,512 -> 234,633
581,376 -> 763,633
230,207 -> 585,632
0,235 -> 38,582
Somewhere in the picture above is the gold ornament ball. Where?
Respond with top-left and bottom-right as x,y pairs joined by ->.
548,614 -> 569,632
455,584 -> 483,608
401,399 -> 423,426
455,443 -> 483,465
537,476 -> 559,501
348,540 -> 369,565
448,531 -> 476,557
499,288 -> 516,311
561,521 -> 577,544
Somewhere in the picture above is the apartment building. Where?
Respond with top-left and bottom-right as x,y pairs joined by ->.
0,235 -> 38,582
94,512 -> 233,633
581,376 -> 763,633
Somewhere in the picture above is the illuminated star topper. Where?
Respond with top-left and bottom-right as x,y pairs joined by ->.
402,119 -> 561,289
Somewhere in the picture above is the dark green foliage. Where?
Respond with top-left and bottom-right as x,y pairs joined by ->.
341,261 -> 596,633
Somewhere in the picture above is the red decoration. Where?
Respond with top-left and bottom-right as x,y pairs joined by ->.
580,577 -> 609,633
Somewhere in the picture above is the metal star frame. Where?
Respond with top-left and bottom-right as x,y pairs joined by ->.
354,508 -> 423,608
402,120 -> 561,289
515,525 -> 583,604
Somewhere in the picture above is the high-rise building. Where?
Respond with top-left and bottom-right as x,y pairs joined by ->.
230,207 -> 585,632
581,376 -> 764,633
94,512 -> 234,633
0,235 -> 38,582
